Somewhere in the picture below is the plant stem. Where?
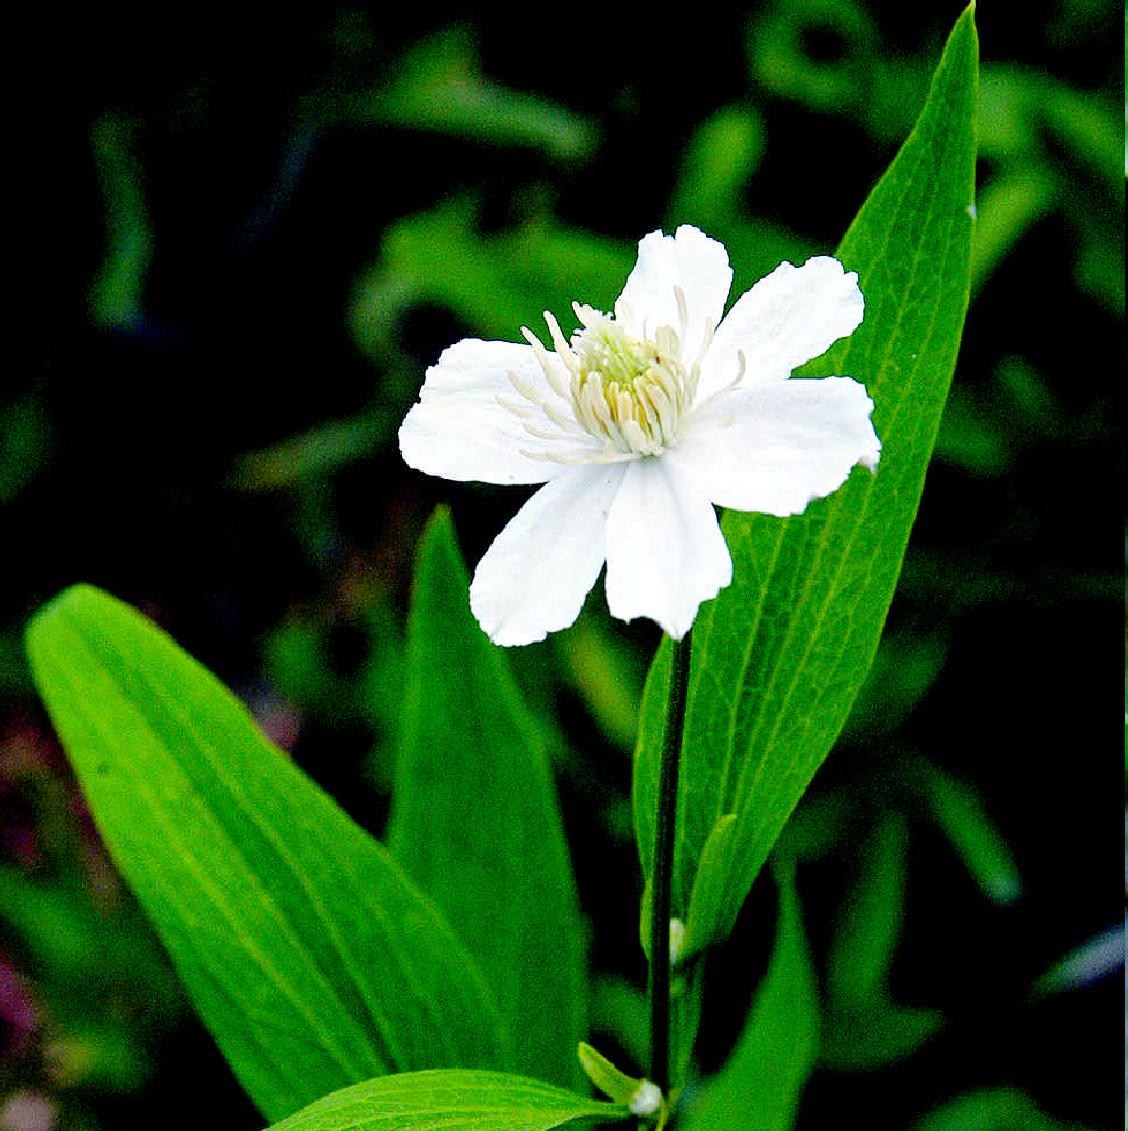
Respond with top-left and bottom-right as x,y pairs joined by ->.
648,628 -> 693,1098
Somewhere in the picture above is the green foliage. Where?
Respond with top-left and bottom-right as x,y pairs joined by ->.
748,0 -> 883,119
355,27 -> 598,163
908,1087 -> 1099,1131
257,596 -> 406,789
10,1 -> 1115,1126
820,812 -> 943,1069
826,812 -> 908,1002
917,760 -> 1020,906
0,866 -> 182,1092
678,865 -> 819,1131
265,1070 -> 629,1131
666,105 -> 816,291
635,5 -> 979,959
88,112 -> 152,331
0,393 -> 51,506
976,64 -> 1123,312
25,585 -> 506,1122
576,1042 -> 648,1107
388,508 -> 585,1088
352,195 -> 634,355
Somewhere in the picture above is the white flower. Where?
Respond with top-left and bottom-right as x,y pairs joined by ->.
399,225 -> 880,646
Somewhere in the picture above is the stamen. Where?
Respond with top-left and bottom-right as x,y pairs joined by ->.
507,369 -> 547,405
521,325 -> 575,397
613,296 -> 638,333
515,295 -> 697,460
520,445 -> 633,466
540,400 -> 585,433
543,311 -> 579,376
521,421 -> 573,441
673,285 -> 689,342
496,394 -> 537,419
502,366 -> 586,445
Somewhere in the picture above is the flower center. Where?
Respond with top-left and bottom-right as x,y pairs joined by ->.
569,311 -> 691,457
500,287 -> 726,467
506,299 -> 700,464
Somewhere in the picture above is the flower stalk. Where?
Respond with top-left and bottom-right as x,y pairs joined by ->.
648,628 -> 694,1099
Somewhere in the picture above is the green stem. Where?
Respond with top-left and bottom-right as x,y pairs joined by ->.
648,629 -> 693,1098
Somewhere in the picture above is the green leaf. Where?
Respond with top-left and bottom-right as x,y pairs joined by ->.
682,814 -> 737,959
819,1003 -> 943,1071
388,509 -> 585,1088
360,27 -> 598,164
668,105 -> 766,230
266,1070 -> 630,1131
826,812 -> 909,1003
351,196 -> 633,353
26,585 -> 506,1122
576,1042 -> 652,1108
88,111 -> 152,330
917,760 -> 1020,906
908,1087 -> 1098,1131
820,812 -> 943,1069
679,864 -> 819,1131
635,4 -> 978,952
0,394 -> 51,505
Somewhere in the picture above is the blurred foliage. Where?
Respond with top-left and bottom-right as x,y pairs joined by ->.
908,1087 -> 1100,1131
88,113 -> 153,332
0,721 -> 185,1130
2,0 -> 1121,1129
348,26 -> 600,163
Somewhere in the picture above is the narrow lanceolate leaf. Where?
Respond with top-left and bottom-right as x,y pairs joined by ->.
635,4 -> 978,956
820,813 -> 943,1069
679,865 -> 819,1131
577,1042 -> 654,1110
26,585 -> 506,1123
917,759 -> 1021,906
389,508 -> 584,1088
266,1070 -> 630,1131
826,812 -> 910,1003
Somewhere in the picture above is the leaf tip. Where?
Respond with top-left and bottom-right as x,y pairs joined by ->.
25,583 -> 101,653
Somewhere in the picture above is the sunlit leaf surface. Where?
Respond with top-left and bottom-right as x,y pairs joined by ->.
26,586 -> 506,1121
635,5 -> 979,957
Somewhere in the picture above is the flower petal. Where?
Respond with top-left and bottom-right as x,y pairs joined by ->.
399,338 -> 589,485
469,463 -> 628,646
672,376 -> 880,517
604,458 -> 732,640
698,256 -> 864,399
616,226 -> 732,366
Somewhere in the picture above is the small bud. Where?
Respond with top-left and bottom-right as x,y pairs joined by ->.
629,1079 -> 663,1117
669,917 -> 686,966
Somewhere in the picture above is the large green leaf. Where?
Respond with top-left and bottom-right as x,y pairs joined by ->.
635,4 -> 978,957
266,1070 -> 629,1131
678,864 -> 819,1131
25,585 -> 506,1122
388,508 -> 585,1088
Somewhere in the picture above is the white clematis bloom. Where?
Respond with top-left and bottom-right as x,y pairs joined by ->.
399,225 -> 880,646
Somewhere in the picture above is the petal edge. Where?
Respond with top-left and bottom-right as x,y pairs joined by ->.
469,464 -> 628,646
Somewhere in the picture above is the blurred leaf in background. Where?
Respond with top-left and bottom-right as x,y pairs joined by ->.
0,718 -> 185,1130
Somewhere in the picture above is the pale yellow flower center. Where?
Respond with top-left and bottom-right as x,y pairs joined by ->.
504,292 -> 709,464
569,311 -> 691,457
